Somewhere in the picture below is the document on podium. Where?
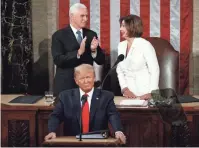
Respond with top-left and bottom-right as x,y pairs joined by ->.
120,98 -> 148,107
76,130 -> 109,139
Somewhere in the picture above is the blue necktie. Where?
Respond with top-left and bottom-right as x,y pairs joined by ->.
76,30 -> 82,44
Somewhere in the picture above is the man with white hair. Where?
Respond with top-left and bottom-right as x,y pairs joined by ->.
52,3 -> 105,95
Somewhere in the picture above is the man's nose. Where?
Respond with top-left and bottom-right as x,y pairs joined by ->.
84,78 -> 89,83
83,16 -> 88,21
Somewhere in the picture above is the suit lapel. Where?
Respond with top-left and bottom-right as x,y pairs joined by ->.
72,89 -> 81,126
89,88 -> 100,127
83,28 -> 87,38
67,25 -> 80,47
128,38 -> 136,57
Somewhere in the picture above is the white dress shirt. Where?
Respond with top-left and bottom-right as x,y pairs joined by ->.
70,24 -> 97,58
79,88 -> 94,111
70,24 -> 83,40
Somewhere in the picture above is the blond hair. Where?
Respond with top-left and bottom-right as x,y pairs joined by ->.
74,64 -> 95,78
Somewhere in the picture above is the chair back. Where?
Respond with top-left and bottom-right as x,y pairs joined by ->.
146,37 -> 179,93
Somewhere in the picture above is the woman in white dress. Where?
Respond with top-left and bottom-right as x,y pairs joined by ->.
116,15 -> 160,100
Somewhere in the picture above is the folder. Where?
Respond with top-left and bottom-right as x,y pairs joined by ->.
9,95 -> 43,104
76,130 -> 109,139
120,99 -> 148,107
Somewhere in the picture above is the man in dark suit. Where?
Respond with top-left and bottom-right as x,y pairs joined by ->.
45,64 -> 126,144
52,3 -> 105,95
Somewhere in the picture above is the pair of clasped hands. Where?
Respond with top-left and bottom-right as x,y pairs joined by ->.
122,87 -> 151,100
77,36 -> 98,56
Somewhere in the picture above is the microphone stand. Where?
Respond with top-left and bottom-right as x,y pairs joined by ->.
79,105 -> 83,141
79,96 -> 87,141
100,64 -> 117,89
100,54 -> 124,89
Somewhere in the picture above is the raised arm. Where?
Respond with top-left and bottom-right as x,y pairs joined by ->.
51,32 -> 81,68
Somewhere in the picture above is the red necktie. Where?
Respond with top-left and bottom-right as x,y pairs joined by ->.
82,94 -> 89,133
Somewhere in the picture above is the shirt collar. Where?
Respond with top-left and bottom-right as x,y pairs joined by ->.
70,24 -> 83,36
79,88 -> 94,98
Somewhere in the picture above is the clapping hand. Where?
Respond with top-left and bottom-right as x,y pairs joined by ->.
78,37 -> 87,56
90,36 -> 99,52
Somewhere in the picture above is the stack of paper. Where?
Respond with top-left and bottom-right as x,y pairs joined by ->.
120,99 -> 148,107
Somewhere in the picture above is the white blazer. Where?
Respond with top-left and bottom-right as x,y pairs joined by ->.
116,37 -> 160,96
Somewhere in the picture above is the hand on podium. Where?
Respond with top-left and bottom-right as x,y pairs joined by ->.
139,93 -> 152,100
115,131 -> 126,144
45,132 -> 56,141
122,87 -> 137,98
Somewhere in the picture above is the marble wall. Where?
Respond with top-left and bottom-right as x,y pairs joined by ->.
1,0 -> 32,93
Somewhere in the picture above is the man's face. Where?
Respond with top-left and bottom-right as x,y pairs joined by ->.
71,8 -> 88,29
75,70 -> 95,93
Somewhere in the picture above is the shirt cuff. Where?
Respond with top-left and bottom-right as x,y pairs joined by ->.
115,131 -> 124,137
91,50 -> 97,58
121,87 -> 128,94
77,54 -> 80,59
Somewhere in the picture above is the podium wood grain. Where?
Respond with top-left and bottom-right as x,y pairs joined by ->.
43,136 -> 120,147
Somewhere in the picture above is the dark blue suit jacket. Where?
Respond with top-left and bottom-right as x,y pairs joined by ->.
48,88 -> 123,136
51,26 -> 105,95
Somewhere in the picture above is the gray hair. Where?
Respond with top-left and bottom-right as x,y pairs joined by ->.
69,3 -> 87,17
74,64 -> 95,78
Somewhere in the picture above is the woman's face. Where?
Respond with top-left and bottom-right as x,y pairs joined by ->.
120,20 -> 128,39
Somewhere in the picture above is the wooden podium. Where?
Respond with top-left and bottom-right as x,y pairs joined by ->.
42,136 -> 120,147
2,95 -> 199,147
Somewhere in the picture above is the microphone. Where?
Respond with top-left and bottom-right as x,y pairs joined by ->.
76,129 -> 109,139
81,95 -> 87,106
94,80 -> 101,88
112,54 -> 125,68
101,54 -> 124,89
79,94 -> 88,141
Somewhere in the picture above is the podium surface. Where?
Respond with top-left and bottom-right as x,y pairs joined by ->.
43,136 -> 120,147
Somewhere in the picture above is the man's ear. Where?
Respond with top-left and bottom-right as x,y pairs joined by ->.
74,77 -> 78,85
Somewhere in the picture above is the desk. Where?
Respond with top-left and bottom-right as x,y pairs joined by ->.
43,136 -> 119,147
1,95 -> 199,147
